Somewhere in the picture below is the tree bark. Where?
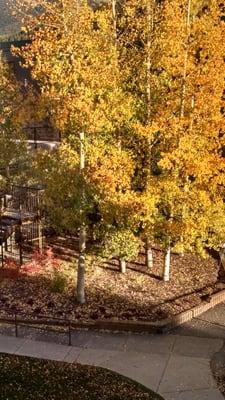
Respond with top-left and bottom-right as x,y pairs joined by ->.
145,0 -> 155,182
77,131 -> 86,304
163,245 -> 171,282
180,0 -> 192,118
145,238 -> 153,269
120,259 -> 126,273
146,0 -> 155,123
112,0 -> 117,51
180,1 -> 192,253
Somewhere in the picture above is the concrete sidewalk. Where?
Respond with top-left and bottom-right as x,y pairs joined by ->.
0,331 -> 224,400
174,302 -> 225,340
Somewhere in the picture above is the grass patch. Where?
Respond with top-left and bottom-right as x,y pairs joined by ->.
0,353 -> 164,400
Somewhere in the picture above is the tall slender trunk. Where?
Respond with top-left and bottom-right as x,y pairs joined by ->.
180,175 -> 189,256
145,237 -> 153,269
144,1 -> 155,268
112,0 -> 122,153
189,96 -> 195,131
180,0 -> 192,118
112,0 -> 117,51
146,0 -> 154,168
163,245 -> 171,282
146,0 -> 155,124
77,131 -> 86,304
5,165 -> 10,192
119,259 -> 126,273
180,0 -> 192,255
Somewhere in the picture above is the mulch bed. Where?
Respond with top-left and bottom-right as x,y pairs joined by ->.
0,353 -> 163,400
213,371 -> 225,398
0,237 -> 221,323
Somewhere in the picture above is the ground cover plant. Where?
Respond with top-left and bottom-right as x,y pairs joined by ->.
0,353 -> 163,400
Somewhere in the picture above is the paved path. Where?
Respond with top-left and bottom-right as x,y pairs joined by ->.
0,328 -> 224,400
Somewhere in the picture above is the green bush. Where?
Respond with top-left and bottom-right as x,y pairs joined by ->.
102,229 -> 141,261
50,271 -> 67,293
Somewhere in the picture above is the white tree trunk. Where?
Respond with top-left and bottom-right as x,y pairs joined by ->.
180,0 -> 192,117
112,0 -> 117,50
180,1 -> 192,253
163,246 -> 171,282
146,0 -> 155,121
219,244 -> 225,271
146,238 -> 153,269
120,259 -> 126,273
146,1 -> 155,176
180,241 -> 184,257
77,131 -> 86,304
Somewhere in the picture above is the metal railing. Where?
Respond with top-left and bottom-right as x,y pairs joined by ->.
0,311 -> 73,346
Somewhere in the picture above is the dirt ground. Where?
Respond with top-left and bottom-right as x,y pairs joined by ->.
0,236 -> 221,322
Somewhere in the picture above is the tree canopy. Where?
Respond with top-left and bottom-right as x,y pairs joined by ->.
5,0 -> 225,293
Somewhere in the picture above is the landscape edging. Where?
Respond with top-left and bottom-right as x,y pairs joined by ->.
1,289 -> 225,334
162,288 -> 225,333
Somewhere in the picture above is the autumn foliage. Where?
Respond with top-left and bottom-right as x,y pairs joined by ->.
5,0 -> 225,291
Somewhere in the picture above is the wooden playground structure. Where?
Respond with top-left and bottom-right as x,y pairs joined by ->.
0,185 -> 44,267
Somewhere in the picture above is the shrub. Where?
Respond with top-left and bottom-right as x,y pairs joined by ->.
20,247 -> 61,276
102,229 -> 141,261
2,257 -> 20,280
50,270 -> 67,293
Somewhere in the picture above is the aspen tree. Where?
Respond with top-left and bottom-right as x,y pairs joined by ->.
14,0 -> 136,298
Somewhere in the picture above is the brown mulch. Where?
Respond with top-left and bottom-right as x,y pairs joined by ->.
213,367 -> 225,397
0,237 -> 221,323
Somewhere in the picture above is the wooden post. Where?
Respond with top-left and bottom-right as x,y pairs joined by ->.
1,244 -> 3,268
38,221 -> 43,253
10,232 -> 14,253
37,190 -> 43,253
18,225 -> 23,266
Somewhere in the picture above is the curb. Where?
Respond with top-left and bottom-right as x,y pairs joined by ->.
162,288 -> 225,333
1,289 -> 225,335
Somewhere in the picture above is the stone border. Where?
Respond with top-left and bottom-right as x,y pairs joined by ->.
162,288 -> 225,333
1,289 -> 225,335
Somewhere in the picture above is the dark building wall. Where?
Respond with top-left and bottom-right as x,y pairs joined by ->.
0,40 -> 61,145
0,0 -> 20,37
0,40 -> 32,84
